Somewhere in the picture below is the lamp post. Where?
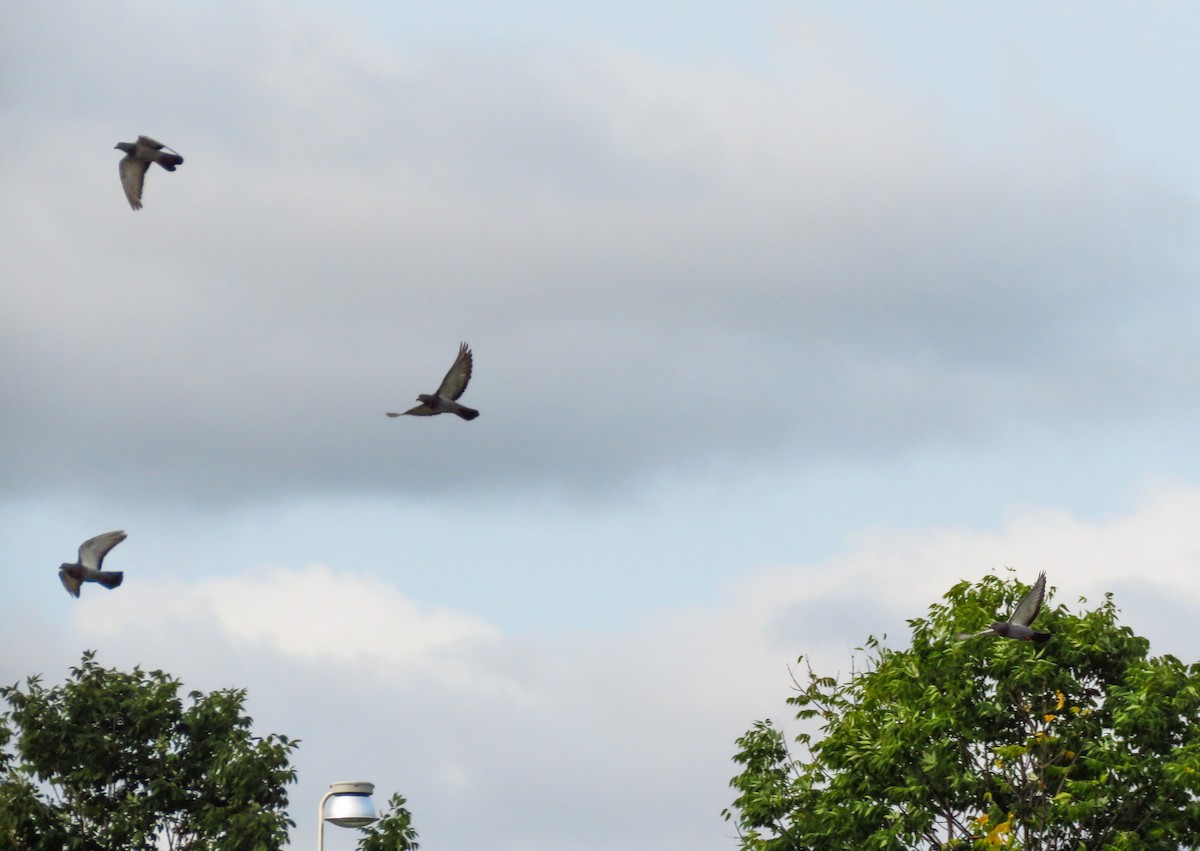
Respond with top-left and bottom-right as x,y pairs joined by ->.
317,781 -> 378,850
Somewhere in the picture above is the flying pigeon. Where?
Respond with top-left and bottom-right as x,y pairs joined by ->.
114,136 -> 184,210
386,342 -> 479,421
955,571 -> 1050,643
59,530 -> 127,598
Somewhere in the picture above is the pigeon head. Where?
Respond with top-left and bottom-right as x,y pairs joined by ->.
114,142 -> 136,154
990,621 -> 1011,636
59,563 -> 83,579
416,394 -> 436,404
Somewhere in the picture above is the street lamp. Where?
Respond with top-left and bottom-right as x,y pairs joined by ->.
317,781 -> 378,850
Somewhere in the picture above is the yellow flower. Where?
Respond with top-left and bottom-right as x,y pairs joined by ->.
1043,713 -> 1057,723
1055,690 -> 1066,710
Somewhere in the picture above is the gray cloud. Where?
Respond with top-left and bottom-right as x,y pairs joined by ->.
5,7 -> 1200,850
2,5 -> 1197,508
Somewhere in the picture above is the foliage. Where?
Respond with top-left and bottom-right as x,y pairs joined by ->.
0,651 -> 298,851
724,572 -> 1200,850
356,792 -> 420,851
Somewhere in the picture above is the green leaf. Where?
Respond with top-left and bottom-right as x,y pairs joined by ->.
0,652 -> 299,850
725,572 -> 1200,850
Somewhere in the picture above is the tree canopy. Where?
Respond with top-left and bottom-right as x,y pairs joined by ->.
356,792 -> 421,851
0,651 -> 299,851
724,572 -> 1200,850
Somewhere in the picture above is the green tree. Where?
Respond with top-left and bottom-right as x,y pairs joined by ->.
0,651 -> 298,851
724,572 -> 1200,850
356,792 -> 420,851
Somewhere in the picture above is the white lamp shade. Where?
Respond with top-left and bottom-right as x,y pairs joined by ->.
324,782 -> 378,828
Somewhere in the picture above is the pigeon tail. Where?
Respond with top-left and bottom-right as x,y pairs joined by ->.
455,406 -> 480,421
1030,630 -> 1052,643
95,572 -> 124,590
157,153 -> 183,171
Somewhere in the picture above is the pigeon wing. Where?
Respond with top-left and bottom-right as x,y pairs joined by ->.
119,157 -> 150,209
1008,571 -> 1046,627
399,403 -> 436,416
59,568 -> 82,598
434,343 -> 473,401
78,530 -> 127,571
955,627 -> 998,640
134,136 -> 182,164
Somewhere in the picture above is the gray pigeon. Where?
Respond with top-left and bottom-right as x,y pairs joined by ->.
59,530 -> 127,598
114,136 -> 183,210
955,571 -> 1050,643
387,342 -> 479,421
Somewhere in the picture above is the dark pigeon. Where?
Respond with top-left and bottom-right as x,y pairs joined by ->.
114,136 -> 183,210
59,530 -> 127,598
955,571 -> 1050,643
387,342 -> 479,421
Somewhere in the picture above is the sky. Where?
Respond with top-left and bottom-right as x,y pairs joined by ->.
3,1 -> 1200,848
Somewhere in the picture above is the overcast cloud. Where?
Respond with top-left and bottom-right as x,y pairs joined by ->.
3,3 -> 1198,504
4,3 -> 1200,849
